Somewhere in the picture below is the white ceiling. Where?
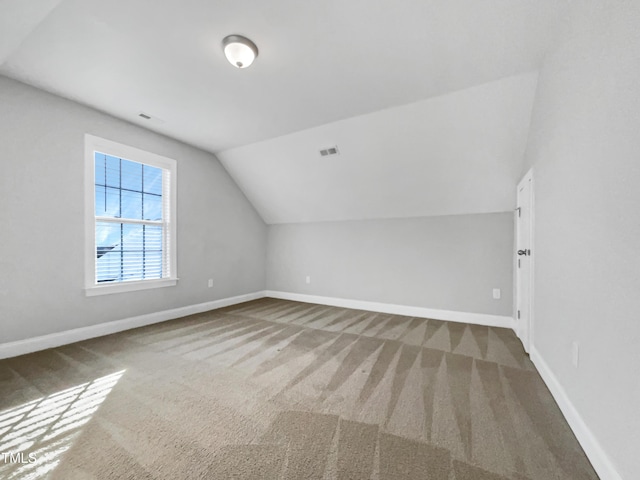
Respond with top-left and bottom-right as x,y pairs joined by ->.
0,0 -> 63,63
0,0 -> 566,223
1,0 -> 565,152
219,72 -> 538,224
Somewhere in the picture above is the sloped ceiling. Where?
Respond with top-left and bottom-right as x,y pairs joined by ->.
0,0 -> 566,223
0,0 -> 63,64
218,72 -> 538,224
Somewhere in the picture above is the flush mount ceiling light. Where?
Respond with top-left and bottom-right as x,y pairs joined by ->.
222,34 -> 258,69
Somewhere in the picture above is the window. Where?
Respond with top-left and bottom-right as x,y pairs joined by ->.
85,135 -> 177,295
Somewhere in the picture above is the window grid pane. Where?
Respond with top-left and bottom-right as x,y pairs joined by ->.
94,151 -> 166,284
96,222 -> 164,282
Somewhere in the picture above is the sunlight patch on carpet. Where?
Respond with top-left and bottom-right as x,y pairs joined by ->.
0,370 -> 125,479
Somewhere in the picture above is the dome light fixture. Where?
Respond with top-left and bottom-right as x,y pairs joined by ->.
222,34 -> 258,69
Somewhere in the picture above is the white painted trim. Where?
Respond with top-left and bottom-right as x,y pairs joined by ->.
512,208 -> 519,337
529,168 -> 536,351
84,134 -> 178,294
265,291 -> 514,329
515,167 -> 535,352
530,347 -> 622,480
85,277 -> 178,296
1,290 -> 513,359
0,291 -> 266,360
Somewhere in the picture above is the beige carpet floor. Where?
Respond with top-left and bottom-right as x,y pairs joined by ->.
0,298 -> 598,479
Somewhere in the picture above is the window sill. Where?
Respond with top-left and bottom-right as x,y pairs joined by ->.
85,278 -> 178,297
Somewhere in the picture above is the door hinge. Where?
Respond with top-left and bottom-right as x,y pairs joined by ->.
517,310 -> 521,319
516,207 -> 521,217
518,259 -> 521,268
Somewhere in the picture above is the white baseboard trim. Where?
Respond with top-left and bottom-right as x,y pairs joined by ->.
0,291 -> 267,360
265,291 -> 514,329
530,346 -> 622,480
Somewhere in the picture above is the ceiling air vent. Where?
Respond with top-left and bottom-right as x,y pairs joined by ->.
137,112 -> 165,124
319,146 -> 339,157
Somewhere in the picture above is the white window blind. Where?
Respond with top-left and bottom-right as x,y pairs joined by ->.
85,135 -> 177,295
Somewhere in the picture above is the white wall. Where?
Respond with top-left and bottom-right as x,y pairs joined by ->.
524,2 -> 640,478
0,76 -> 267,344
267,213 -> 513,317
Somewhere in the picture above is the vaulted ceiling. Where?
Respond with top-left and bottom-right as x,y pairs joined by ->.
1,0 -> 568,223
219,72 -> 538,223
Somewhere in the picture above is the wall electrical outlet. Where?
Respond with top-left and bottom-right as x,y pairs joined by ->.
305,276 -> 311,284
493,288 -> 501,300
208,279 -> 213,288
572,341 -> 580,367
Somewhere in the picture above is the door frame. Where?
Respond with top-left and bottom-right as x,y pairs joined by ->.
515,168 -> 535,353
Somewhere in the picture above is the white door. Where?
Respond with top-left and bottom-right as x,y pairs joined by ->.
515,169 -> 533,352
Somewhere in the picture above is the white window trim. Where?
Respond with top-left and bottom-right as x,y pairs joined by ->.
84,134 -> 178,296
